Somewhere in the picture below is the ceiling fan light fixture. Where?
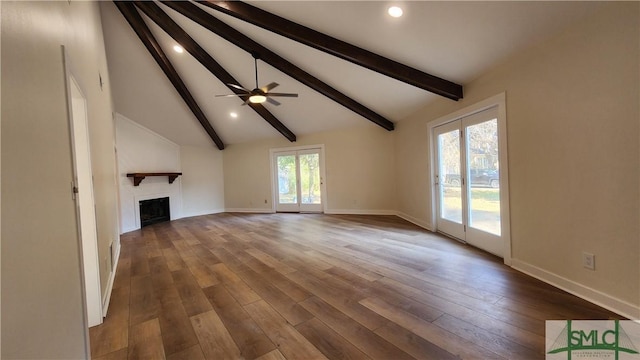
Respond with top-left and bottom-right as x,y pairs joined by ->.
249,94 -> 267,104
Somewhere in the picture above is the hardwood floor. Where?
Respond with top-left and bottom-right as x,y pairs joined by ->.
90,213 -> 621,360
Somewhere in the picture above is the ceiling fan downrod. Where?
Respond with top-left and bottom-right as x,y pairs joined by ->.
254,57 -> 260,90
251,51 -> 261,90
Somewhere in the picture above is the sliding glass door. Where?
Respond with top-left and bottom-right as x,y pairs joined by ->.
274,148 -> 323,212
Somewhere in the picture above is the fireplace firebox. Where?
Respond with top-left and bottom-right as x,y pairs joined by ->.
139,197 -> 170,227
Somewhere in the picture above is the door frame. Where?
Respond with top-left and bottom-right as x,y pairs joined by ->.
62,46 -> 103,332
269,144 -> 327,213
427,93 -> 512,265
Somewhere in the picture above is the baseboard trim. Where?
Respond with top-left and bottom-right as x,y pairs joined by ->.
101,240 -> 121,318
225,208 -> 275,214
511,259 -> 639,320
324,209 -> 397,215
181,208 -> 225,218
396,212 -> 433,231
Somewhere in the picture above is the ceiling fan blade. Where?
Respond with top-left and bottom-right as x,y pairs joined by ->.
227,83 -> 250,92
266,97 -> 281,106
265,93 -> 299,98
215,94 -> 248,98
260,82 -> 279,93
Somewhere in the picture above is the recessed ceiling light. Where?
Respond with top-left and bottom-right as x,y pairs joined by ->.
230,112 -> 238,118
173,45 -> 184,53
388,6 -> 403,18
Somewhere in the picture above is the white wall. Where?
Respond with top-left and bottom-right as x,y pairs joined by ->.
181,145 -> 225,217
116,114 -> 183,233
395,3 -> 639,317
223,124 -> 396,214
1,1 -> 118,358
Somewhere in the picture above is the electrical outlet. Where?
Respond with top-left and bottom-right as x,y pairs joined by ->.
582,252 -> 595,270
264,199 -> 268,204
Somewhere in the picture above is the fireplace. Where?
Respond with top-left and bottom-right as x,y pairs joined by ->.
139,197 -> 170,227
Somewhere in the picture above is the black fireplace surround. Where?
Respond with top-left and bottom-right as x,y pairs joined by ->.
139,197 -> 170,227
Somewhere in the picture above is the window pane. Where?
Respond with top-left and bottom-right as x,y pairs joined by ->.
277,155 -> 297,204
299,153 -> 321,204
466,119 -> 501,235
438,130 -> 462,224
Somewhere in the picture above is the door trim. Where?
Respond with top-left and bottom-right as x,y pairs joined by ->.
270,144 -> 327,213
427,93 -> 511,265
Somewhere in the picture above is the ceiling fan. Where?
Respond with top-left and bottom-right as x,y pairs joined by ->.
216,52 -> 298,106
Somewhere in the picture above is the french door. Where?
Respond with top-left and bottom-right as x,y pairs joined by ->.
434,106 -> 506,257
273,148 -> 324,213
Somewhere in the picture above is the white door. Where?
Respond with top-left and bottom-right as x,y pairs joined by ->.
65,65 -> 103,326
434,106 -> 506,257
274,148 -> 323,212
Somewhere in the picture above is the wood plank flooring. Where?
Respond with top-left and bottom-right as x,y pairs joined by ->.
90,213 -> 621,360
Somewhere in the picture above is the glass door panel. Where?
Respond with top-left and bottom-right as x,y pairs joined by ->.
438,129 -> 463,224
466,119 -> 501,236
434,121 -> 465,240
274,148 -> 323,213
463,110 -> 503,256
299,153 -> 321,205
276,153 -> 299,212
298,149 -> 322,212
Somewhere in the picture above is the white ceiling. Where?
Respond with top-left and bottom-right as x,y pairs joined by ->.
100,1 -> 605,148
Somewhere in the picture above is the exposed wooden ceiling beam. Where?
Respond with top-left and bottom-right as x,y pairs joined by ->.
199,1 -> 464,101
162,1 -> 395,131
114,2 -> 225,150
133,1 -> 296,142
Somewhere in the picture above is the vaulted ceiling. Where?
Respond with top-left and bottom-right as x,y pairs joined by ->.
100,1 -> 604,148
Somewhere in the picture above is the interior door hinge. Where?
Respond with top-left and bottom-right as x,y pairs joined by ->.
71,182 -> 79,200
